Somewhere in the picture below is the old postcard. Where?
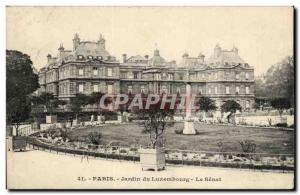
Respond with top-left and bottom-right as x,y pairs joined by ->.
6,6 -> 294,190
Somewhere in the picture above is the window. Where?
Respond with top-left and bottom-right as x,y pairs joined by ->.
107,84 -> 113,94
246,100 -> 250,108
208,88 -> 211,94
236,86 -> 240,94
162,73 -> 166,77
87,55 -> 93,60
226,86 -> 230,94
246,86 -> 249,94
93,84 -> 99,92
215,86 -> 218,94
93,67 -> 98,76
141,85 -> 145,93
179,74 -> 183,80
236,73 -> 240,80
161,85 -> 167,94
198,86 -> 202,94
107,68 -> 112,77
176,87 -> 181,93
78,84 -> 84,93
77,55 -> 84,60
78,67 -> 84,76
128,86 -> 132,94
134,72 -> 138,79
245,73 -> 249,80
120,72 -> 127,79
215,72 -> 218,79
168,73 -> 174,80
97,56 -> 103,60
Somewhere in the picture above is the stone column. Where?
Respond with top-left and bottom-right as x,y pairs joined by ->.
183,82 -> 196,135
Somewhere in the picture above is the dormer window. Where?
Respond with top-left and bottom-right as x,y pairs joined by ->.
97,56 -> 103,60
87,55 -> 93,60
77,55 -> 84,60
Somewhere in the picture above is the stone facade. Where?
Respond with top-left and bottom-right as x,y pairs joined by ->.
38,34 -> 255,110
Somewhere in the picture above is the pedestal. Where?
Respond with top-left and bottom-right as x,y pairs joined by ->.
117,115 -> 123,123
139,148 -> 165,171
183,120 -> 196,135
46,115 -> 57,124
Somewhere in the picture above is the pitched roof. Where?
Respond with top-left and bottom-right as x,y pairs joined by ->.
207,50 -> 245,65
127,55 -> 146,62
75,42 -> 110,57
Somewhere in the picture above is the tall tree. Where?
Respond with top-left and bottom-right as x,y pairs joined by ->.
88,92 -> 111,114
221,100 -> 242,123
198,96 -> 217,112
31,92 -> 66,115
6,50 -> 39,135
264,56 -> 294,105
70,93 -> 90,121
270,98 -> 291,117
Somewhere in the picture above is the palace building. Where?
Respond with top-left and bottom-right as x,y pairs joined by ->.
38,34 -> 255,110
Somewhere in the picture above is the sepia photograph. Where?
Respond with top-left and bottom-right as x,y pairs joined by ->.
5,6 -> 295,190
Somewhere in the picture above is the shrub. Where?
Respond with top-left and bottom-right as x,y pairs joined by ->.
87,132 -> 102,145
239,140 -> 256,154
174,129 -> 183,134
267,118 -> 272,126
130,148 -> 138,152
275,123 -> 288,127
59,128 -> 69,142
120,149 -> 128,154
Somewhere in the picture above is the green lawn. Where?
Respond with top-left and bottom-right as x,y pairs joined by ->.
68,123 -> 294,154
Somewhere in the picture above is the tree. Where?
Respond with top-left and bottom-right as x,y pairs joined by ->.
32,92 -> 66,115
263,56 -> 294,106
70,93 -> 90,121
6,50 -> 39,135
138,96 -> 175,149
221,100 -> 241,123
198,96 -> 217,112
270,98 -> 291,117
88,92 -> 111,114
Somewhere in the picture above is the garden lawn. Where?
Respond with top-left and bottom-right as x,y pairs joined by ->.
67,123 -> 294,154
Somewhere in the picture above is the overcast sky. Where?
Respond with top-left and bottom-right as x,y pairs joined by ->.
7,6 -> 293,75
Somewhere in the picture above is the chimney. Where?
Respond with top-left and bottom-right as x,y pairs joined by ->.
232,46 -> 238,54
214,44 -> 221,58
144,55 -> 149,60
73,33 -> 80,51
47,54 -> 52,62
198,53 -> 205,63
122,54 -> 127,63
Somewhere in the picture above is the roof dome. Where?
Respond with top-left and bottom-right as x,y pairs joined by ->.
149,49 -> 166,66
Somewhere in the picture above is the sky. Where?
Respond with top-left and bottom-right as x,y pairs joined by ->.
6,6 -> 293,75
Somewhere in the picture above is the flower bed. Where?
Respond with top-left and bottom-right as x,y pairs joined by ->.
26,134 -> 294,172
